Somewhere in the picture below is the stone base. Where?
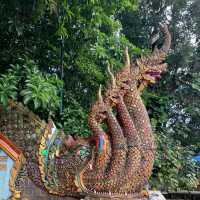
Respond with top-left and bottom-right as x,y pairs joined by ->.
17,176 -> 78,200
16,175 -> 165,200
83,191 -> 166,200
83,197 -> 143,200
148,191 -> 166,200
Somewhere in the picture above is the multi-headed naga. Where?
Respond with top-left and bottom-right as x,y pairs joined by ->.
0,25 -> 171,200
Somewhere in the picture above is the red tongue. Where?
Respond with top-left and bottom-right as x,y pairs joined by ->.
154,74 -> 161,79
146,71 -> 161,79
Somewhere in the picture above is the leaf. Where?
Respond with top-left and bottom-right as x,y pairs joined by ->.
23,95 -> 32,105
191,83 -> 200,92
34,99 -> 41,109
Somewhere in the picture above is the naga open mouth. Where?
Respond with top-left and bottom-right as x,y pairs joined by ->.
145,70 -> 161,79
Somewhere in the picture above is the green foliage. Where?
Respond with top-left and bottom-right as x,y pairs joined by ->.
0,58 -> 63,116
151,132 -> 199,191
0,63 -> 22,106
143,87 -> 199,191
0,0 -> 140,133
60,94 -> 90,137
191,73 -> 200,92
0,74 -> 17,106
21,65 -> 62,112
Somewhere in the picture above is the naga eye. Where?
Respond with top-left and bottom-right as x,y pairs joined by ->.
111,94 -> 119,99
123,80 -> 129,84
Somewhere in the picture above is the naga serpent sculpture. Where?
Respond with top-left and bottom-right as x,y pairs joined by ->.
0,24 -> 171,200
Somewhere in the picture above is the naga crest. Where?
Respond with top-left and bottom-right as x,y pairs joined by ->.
0,24 -> 171,200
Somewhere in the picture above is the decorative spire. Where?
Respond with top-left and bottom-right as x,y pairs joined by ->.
159,24 -> 171,53
107,63 -> 116,88
124,47 -> 130,72
98,84 -> 103,104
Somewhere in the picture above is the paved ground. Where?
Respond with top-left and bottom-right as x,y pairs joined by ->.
19,177 -> 78,200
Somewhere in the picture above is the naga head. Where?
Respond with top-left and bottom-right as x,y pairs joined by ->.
133,53 -> 167,85
132,24 -> 171,91
106,24 -> 171,99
